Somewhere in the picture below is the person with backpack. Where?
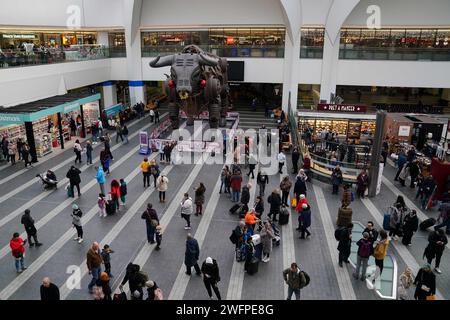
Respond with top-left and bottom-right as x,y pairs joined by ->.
353,232 -> 374,281
280,176 -> 292,207
371,230 -> 390,285
66,165 -> 82,198
71,204 -> 84,243
423,229 -> 448,274
256,170 -> 269,197
141,157 -> 151,188
146,280 -> 163,300
230,220 -> 246,250
156,174 -> 169,203
119,263 -> 147,300
141,203 -> 159,244
283,262 -> 309,300
267,189 -> 282,222
299,203 -> 312,239
74,139 -> 82,164
85,140 -> 93,165
181,193 -> 193,230
194,182 -> 206,216
10,232 -> 27,273
413,263 -> 436,300
101,244 -> 114,278
201,257 -> 222,300
87,242 -> 103,294
21,209 -> 42,247
185,234 -> 201,276
402,210 -> 419,246
150,160 -> 160,188
110,179 -> 121,212
337,223 -> 353,267
119,179 -> 127,207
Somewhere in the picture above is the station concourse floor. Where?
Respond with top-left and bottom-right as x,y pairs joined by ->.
0,114 -> 449,300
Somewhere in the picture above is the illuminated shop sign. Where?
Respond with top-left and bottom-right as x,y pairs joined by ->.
2,34 -> 36,39
317,104 -> 367,113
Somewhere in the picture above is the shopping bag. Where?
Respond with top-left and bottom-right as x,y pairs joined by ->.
291,197 -> 297,208
426,295 -> 436,301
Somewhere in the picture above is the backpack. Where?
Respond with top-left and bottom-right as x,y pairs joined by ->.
12,248 -> 23,259
358,240 -> 373,258
154,288 -> 163,300
137,271 -> 149,287
299,270 -> 310,289
334,227 -> 346,241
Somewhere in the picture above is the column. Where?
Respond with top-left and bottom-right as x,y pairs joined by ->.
24,122 -> 37,163
101,81 -> 117,109
80,105 -> 86,138
319,34 -> 340,102
57,112 -> 65,149
97,32 -> 109,47
281,31 -> 301,114
129,80 -> 146,106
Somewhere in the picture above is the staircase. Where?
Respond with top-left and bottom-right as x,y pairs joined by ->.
233,105 -> 278,131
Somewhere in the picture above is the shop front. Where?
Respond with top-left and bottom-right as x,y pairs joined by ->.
0,93 -> 101,162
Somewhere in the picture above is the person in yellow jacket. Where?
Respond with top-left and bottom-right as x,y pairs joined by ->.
141,157 -> 151,188
371,229 -> 390,286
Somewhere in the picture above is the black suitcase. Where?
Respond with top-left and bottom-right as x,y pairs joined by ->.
106,200 -> 116,215
419,218 -> 436,231
247,257 -> 259,275
229,204 -> 241,215
279,207 -> 289,225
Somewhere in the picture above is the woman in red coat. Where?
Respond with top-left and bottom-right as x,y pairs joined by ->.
110,180 -> 121,212
10,232 -> 27,273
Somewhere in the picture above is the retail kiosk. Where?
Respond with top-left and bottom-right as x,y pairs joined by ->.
0,92 -> 101,162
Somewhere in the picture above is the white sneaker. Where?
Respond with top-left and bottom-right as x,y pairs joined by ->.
184,226 -> 191,230
78,238 -> 84,243
435,268 -> 442,274
73,237 -> 79,241
265,257 -> 270,262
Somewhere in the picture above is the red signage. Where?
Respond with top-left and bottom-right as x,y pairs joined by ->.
317,104 -> 367,113
226,36 -> 235,45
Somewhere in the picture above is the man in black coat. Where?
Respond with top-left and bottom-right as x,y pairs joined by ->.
185,234 -> 201,276
291,147 -> 300,174
424,229 -> 448,274
66,165 -> 82,197
240,184 -> 251,206
21,209 -> 42,247
40,277 -> 60,300
338,223 -> 353,267
201,257 -> 221,300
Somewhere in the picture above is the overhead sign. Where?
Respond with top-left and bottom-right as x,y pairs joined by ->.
63,103 -> 80,113
2,34 -> 36,39
317,104 -> 367,113
0,113 -> 25,124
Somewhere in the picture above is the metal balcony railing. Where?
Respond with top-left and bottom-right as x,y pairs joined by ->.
339,46 -> 450,61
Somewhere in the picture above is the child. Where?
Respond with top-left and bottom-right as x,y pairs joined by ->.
101,244 -> 114,278
98,193 -> 106,218
155,225 -> 163,251
119,179 -> 127,207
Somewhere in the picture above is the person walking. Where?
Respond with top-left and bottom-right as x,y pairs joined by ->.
267,189 -> 282,222
22,143 -> 32,168
293,171 -> 307,202
8,141 -> 16,165
230,170 -> 243,203
402,210 -> 419,246
10,232 -> 27,273
104,133 -> 113,160
280,176 -> 292,207
181,193 -> 193,230
291,147 -> 300,174
115,123 -> 123,143
353,232 -> 373,281
95,272 -> 112,301
389,204 -> 404,240
101,244 -> 114,278
356,169 -> 370,198
71,204 -> 84,243
185,234 -> 201,276
100,149 -> 110,174
87,242 -> 103,294
372,230 -> 390,285
219,167 -> 229,194
122,125 -> 129,144
141,157 -> 151,188
20,209 -> 42,247
40,277 -> 60,300
91,122 -> 99,144
299,203 -> 312,239
201,257 -> 221,300
194,182 -> 206,216
159,143 -> 165,162
95,166 -> 106,195
394,150 -> 407,181
150,160 -> 160,188
156,174 -> 169,203
241,183 -> 251,207
66,165 -> 82,197
256,170 -> 269,197
119,263 -> 147,300
408,160 -> 421,189
16,138 -> 23,161
277,151 -> 286,174
141,203 -> 159,244
254,195 -> 264,219
283,263 -> 304,300
247,155 -> 256,179
413,263 -> 436,300
423,229 -> 448,274
155,225 -> 163,251
119,178 -> 127,207
97,193 -> 107,218
260,221 -> 274,262
145,280 -> 162,300
338,223 -> 353,267
74,139 -> 82,164
85,140 -> 93,165
398,267 -> 414,300
331,165 -> 343,195
149,109 -> 155,123
154,109 -> 160,123
110,179 -> 121,212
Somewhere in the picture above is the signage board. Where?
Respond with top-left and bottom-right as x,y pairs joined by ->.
0,113 -> 25,124
398,125 -> 411,137
63,103 -> 80,113
317,104 -> 367,113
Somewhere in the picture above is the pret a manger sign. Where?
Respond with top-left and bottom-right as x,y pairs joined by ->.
318,104 -> 367,113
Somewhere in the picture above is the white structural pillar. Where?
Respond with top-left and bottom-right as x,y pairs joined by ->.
123,0 -> 145,106
320,0 -> 360,102
279,0 -> 302,114
101,81 -> 117,109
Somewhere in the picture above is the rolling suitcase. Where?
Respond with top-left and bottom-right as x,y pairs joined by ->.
279,207 -> 289,225
419,218 -> 436,231
106,200 -> 116,215
336,206 -> 353,227
229,204 -> 241,215
247,257 -> 259,275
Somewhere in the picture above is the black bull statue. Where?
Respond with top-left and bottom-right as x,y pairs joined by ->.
149,45 -> 229,129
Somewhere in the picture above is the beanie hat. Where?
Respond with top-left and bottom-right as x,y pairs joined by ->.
300,194 -> 305,199
72,204 -> 79,210
206,257 -> 213,264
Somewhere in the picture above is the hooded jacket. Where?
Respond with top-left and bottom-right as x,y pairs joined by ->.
96,167 -> 106,184
10,237 -> 25,258
201,259 -> 220,283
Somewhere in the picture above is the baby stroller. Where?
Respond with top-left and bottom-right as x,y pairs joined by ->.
36,171 -> 58,190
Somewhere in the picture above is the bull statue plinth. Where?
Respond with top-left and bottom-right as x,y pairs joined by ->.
149,45 -> 229,129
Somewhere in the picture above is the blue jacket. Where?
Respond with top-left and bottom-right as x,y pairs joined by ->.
300,207 -> 311,228
96,167 -> 106,184
397,154 -> 407,168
